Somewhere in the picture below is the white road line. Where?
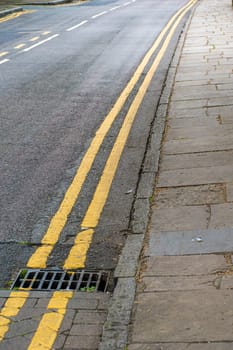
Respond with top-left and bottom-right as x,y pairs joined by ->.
0,58 -> 10,65
91,11 -> 108,19
109,5 -> 121,11
66,20 -> 88,32
123,1 -> 131,5
22,34 -> 59,53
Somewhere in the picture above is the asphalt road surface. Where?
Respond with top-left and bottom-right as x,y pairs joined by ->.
0,0 -> 192,288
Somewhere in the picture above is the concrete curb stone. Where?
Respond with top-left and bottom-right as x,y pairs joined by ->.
23,0 -> 72,5
0,7 -> 23,18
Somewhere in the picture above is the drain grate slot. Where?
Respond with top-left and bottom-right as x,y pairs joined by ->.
11,269 -> 111,292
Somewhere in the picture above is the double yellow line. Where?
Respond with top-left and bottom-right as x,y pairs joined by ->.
0,0 -> 196,347
0,10 -> 34,24
27,0 -> 196,270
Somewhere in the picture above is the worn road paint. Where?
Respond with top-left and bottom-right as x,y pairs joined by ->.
23,34 -> 59,52
91,11 -> 107,19
28,291 -> 73,349
64,229 -> 94,269
0,10 -> 34,24
0,59 -> 9,65
0,52 -> 8,57
0,292 -> 29,340
14,43 -> 26,49
29,36 -> 40,42
27,0 -> 196,269
66,20 -> 88,32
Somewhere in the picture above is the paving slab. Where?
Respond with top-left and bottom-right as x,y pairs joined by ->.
158,165 -> 233,187
163,135 -> 233,155
168,116 -> 219,128
148,228 -> 233,256
131,290 -> 233,343
160,150 -> 233,171
142,255 -> 229,277
150,206 -> 209,232
142,275 -> 218,292
209,203 -> 233,228
128,344 -> 233,350
168,106 -> 207,118
154,184 -> 225,208
226,183 -> 233,202
166,124 -> 233,141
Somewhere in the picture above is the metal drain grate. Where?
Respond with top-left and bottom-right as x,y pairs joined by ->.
11,269 -> 110,292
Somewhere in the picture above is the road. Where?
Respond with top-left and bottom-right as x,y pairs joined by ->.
0,0 -> 192,288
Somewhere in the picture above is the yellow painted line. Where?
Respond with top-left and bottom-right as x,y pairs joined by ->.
0,291 -> 29,340
42,31 -> 51,36
64,229 -> 94,269
29,36 -> 40,42
27,0 -> 195,270
64,0 -> 197,269
0,52 -> 8,57
0,10 -> 34,24
14,43 -> 26,49
28,291 -> 73,349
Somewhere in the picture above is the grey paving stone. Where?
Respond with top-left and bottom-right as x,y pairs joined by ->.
166,124 -> 233,141
0,336 -> 30,350
132,290 -> 233,342
150,206 -> 209,232
160,150 -> 233,171
53,334 -> 67,349
74,311 -> 107,324
34,298 -> 49,308
209,203 -> 233,228
154,184 -> 225,208
69,324 -> 102,336
28,291 -> 53,298
14,307 -> 46,322
170,99 -> 208,110
168,116 -> 219,128
163,135 -> 233,155
97,294 -> 111,310
0,291 -> 11,298
171,87 -> 226,101
67,298 -> 98,310
226,183 -> 233,202
5,319 -> 38,339
175,79 -> 215,87
207,105 -> 233,118
59,309 -> 76,333
142,255 -> 228,277
142,275 -> 218,292
208,97 -> 233,107
169,107 -> 207,118
221,275 -> 233,289
158,165 -> 233,187
148,228 -> 233,256
64,335 -> 99,349
128,344 -> 233,350
217,83 -> 233,90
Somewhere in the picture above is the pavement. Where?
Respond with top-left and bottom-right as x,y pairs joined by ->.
1,0 -> 233,349
124,0 -> 233,349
